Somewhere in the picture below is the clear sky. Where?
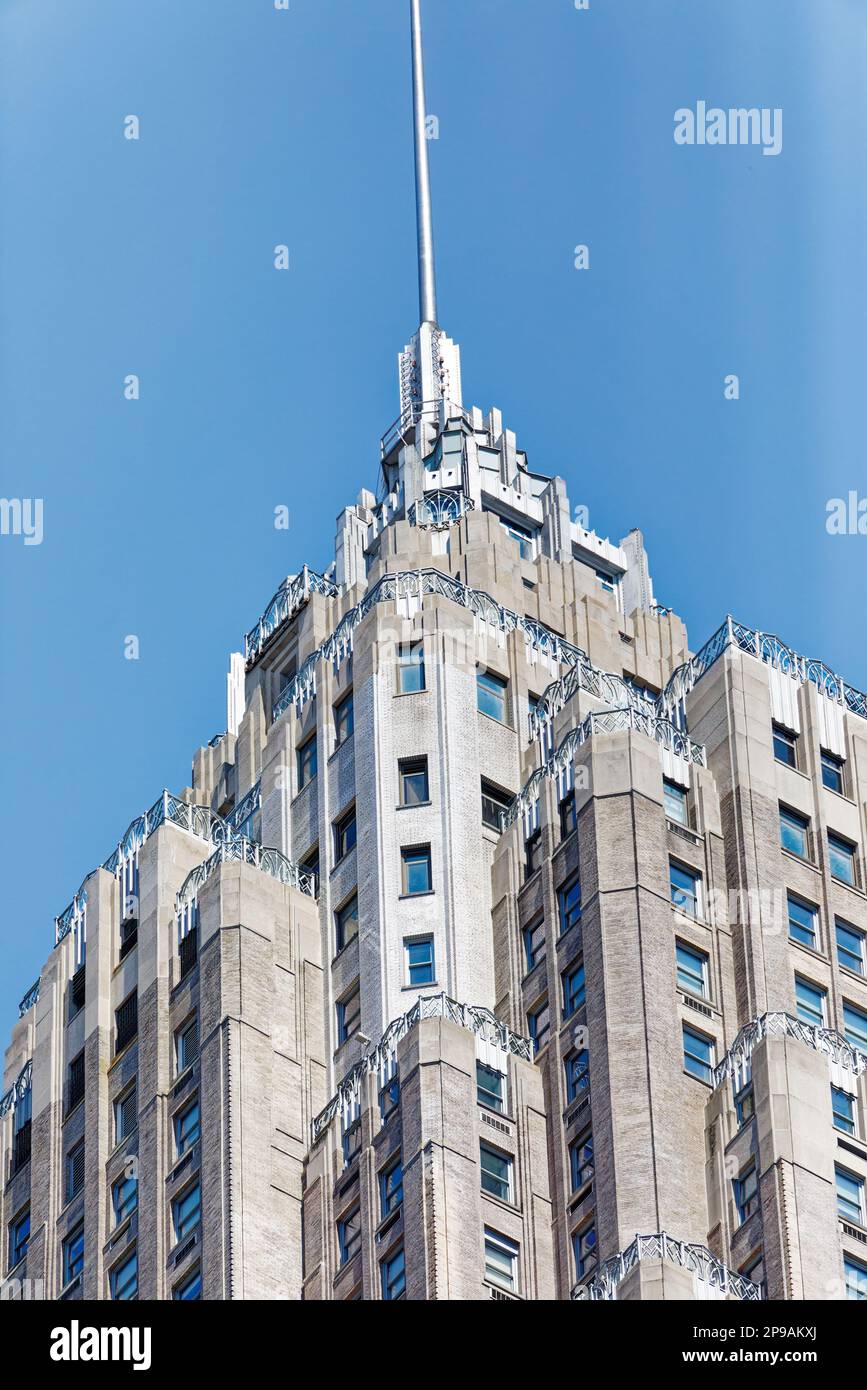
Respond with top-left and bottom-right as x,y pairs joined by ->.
1,0 -> 866,1031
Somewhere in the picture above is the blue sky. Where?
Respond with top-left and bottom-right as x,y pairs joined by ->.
1,0 -> 866,1029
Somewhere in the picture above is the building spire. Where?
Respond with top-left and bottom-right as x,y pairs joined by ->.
411,0 -> 438,325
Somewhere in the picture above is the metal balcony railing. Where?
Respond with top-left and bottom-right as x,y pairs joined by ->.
244,565 -> 339,666
573,1232 -> 761,1302
713,1011 -> 867,1094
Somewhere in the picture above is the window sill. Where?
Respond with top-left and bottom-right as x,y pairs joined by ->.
396,800 -> 432,811
683,1069 -> 713,1089
393,688 -> 428,699
397,890 -> 435,901
330,848 -> 357,876
780,848 -> 820,874
830,874 -> 865,898
480,1189 -> 522,1218
401,981 -> 440,992
477,709 -> 512,732
839,963 -> 867,985
788,936 -> 829,967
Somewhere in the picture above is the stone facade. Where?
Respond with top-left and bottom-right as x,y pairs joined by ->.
3,371 -> 867,1305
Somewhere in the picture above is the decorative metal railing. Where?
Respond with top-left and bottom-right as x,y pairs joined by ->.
226,780 -> 262,834
407,490 -> 476,531
272,567 -> 607,726
713,1011 -> 867,1092
658,616 -> 867,727
311,993 -> 532,1144
530,654 -> 660,740
175,835 -> 317,917
18,981 -> 40,1018
0,1059 -> 32,1120
573,1231 -> 761,1302
502,706 -> 706,831
380,399 -> 475,461
244,565 -> 339,666
55,791 -> 233,945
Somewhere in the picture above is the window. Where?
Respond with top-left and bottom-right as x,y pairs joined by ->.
334,807 -> 357,862
787,894 -> 818,949
337,983 -> 361,1045
69,966 -> 86,1018
334,692 -> 354,747
335,894 -> 359,953
11,1090 -> 31,1175
338,1207 -> 361,1266
670,860 -> 700,918
522,916 -> 546,973
562,961 -> 586,1019
404,936 -> 435,987
477,668 -> 508,723
397,643 -> 425,694
558,876 -> 582,934
481,779 -> 511,831
63,1226 -> 84,1286
484,1228 -> 518,1293
67,1051 -> 85,1113
559,790 -> 577,838
499,516 -> 535,559
476,1062 -> 505,1113
175,1016 -> 198,1075
114,1085 -> 137,1144
836,1167 -> 865,1225
664,779 -> 688,825
112,1172 -> 138,1225
173,1268 -> 203,1300
683,1025 -> 715,1084
380,1075 -> 400,1120
401,845 -> 432,895
399,757 -> 429,806
779,806 -> 810,859
66,1140 -> 85,1203
734,1162 -> 758,1224
380,1156 -> 403,1217
676,941 -> 709,999
381,1246 -> 406,1300
772,723 -> 798,768
844,1001 -> 867,1052
829,833 -> 857,886
528,999 -> 550,1055
296,735 -> 317,790
832,1086 -> 857,1136
480,1143 -> 513,1203
569,1131 -> 594,1191
735,1085 -> 755,1126
174,1098 -> 200,1157
845,1254 -> 867,1299
172,1182 -> 201,1243
837,920 -> 865,976
795,976 -> 827,1028
9,1209 -> 29,1270
301,845 -> 320,894
572,1224 -> 597,1280
821,750 -> 845,794
565,1049 -> 590,1104
595,566 -> 617,594
110,1250 -> 138,1300
524,827 -> 542,880
741,1252 -> 766,1295
115,990 -> 138,1053
342,1120 -> 362,1168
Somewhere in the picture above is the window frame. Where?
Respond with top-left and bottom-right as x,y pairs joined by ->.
832,1085 -> 857,1137
779,805 -> 810,860
561,960 -> 586,1019
109,1248 -> 138,1301
114,1083 -> 137,1145
836,1165 -> 865,1226
569,1130 -> 594,1192
484,1227 -> 519,1293
479,1142 -> 514,1205
772,722 -> 798,768
333,807 -> 357,863
296,734 -> 318,791
676,940 -> 710,999
558,876 -> 582,935
174,1097 -> 200,1158
334,691 -> 354,748
476,1061 -> 506,1114
682,1024 -> 715,1084
404,935 -> 435,987
663,778 -> 688,825
337,1205 -> 362,1267
528,998 -> 550,1056
174,1015 -> 198,1076
9,1208 -> 30,1271
336,982 -> 361,1046
172,1180 -> 202,1244
522,915 -> 546,974
399,757 -> 429,807
400,844 -> 432,896
379,1155 -> 404,1219
821,749 -> 845,794
396,643 -> 425,695
795,975 -> 827,1028
836,919 -> 865,976
669,859 -> 701,919
65,1139 -> 85,1204
733,1161 -> 759,1225
381,1245 -> 406,1300
565,1049 -> 590,1104
62,1224 -> 85,1287
476,667 -> 509,724
481,779 -> 512,831
335,893 -> 359,954
787,893 -> 818,950
112,1171 -> 138,1226
829,832 -> 858,886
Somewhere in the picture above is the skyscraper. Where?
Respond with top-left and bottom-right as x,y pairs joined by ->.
3,1 -> 866,1304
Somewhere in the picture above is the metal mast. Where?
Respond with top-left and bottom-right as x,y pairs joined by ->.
411,0 -> 438,325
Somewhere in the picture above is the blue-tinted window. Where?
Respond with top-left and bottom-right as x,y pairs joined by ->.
401,846 -> 432,895
829,833 -> 857,885
110,1250 -> 138,1301
844,1001 -> 867,1052
562,962 -> 586,1019
558,876 -> 582,934
683,1025 -> 714,1084
477,669 -> 508,723
779,806 -> 810,859
832,1086 -> 856,1136
787,894 -> 818,949
565,1050 -> 589,1104
836,920 -> 865,975
381,1246 -> 406,1300
676,941 -> 709,998
405,937 -> 435,987
670,861 -> 700,917
772,724 -> 797,767
795,976 -> 826,1028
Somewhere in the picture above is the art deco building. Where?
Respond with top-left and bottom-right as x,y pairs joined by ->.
3,1 -> 867,1304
